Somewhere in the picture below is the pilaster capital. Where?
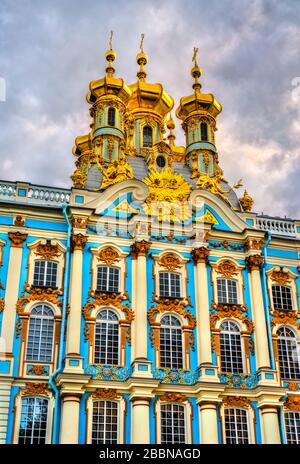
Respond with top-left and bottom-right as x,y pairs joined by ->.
246,254 -> 264,271
192,246 -> 210,264
71,233 -> 87,251
130,240 -> 151,259
8,231 -> 27,248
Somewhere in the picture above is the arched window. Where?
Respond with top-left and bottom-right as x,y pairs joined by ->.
200,122 -> 208,141
284,411 -> 300,444
160,314 -> 183,369
26,305 -> 54,362
217,279 -> 238,305
94,309 -> 119,365
272,285 -> 293,311
18,397 -> 49,444
220,321 -> 244,374
277,327 -> 300,380
107,107 -> 116,127
143,125 -> 153,147
224,408 -> 250,444
96,266 -> 120,293
92,400 -> 119,444
33,260 -> 58,288
159,272 -> 181,298
160,403 -> 186,444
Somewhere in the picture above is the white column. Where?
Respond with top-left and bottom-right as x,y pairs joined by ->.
131,241 -> 150,360
192,247 -> 212,365
66,234 -> 86,355
131,397 -> 151,444
260,406 -> 281,444
199,402 -> 219,444
59,393 -> 81,444
1,232 -> 27,354
247,255 -> 270,370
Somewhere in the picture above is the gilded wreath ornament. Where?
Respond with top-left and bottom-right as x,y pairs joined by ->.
215,259 -> 238,278
98,246 -> 120,265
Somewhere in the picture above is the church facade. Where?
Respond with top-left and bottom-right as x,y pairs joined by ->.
0,38 -> 299,445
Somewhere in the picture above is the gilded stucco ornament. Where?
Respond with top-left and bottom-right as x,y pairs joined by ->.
22,382 -> 49,396
99,156 -> 134,190
269,268 -> 292,286
222,396 -> 251,408
143,167 -> 192,222
159,392 -> 187,403
98,246 -> 120,265
157,253 -> 182,271
216,260 -> 238,278
284,395 -> 300,411
196,167 -> 242,209
8,232 -> 27,248
34,241 -> 61,260
239,190 -> 254,212
16,288 -> 63,315
270,309 -> 300,329
92,388 -> 120,400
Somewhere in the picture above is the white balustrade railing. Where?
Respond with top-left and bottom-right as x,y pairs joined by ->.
256,216 -> 296,237
0,180 -> 70,205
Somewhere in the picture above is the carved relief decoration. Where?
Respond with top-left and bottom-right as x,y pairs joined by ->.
130,240 -> 151,259
284,395 -> 300,411
157,253 -> 182,271
71,233 -> 87,251
148,297 -> 196,330
269,269 -> 292,286
28,365 -> 48,376
246,255 -> 264,271
216,260 -> 238,278
92,388 -> 120,400
270,309 -> 300,329
192,247 -> 209,264
14,215 -> 25,227
22,382 -> 49,396
8,232 -> 27,248
0,298 -> 4,312
34,241 -> 61,260
222,396 -> 251,408
159,392 -> 187,403
16,288 -> 62,315
72,217 -> 88,229
98,247 -> 120,265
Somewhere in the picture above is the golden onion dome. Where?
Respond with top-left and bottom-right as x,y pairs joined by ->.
127,34 -> 174,118
176,47 -> 222,121
86,32 -> 132,105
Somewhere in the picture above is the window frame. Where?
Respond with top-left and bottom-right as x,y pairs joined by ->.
107,107 -> 116,127
155,399 -> 192,444
25,304 -> 55,363
96,266 -> 120,293
91,399 -> 119,444
222,407 -> 251,444
271,285 -> 294,311
216,278 -> 239,305
200,122 -> 208,142
142,125 -> 153,147
158,271 -> 182,299
276,326 -> 300,381
32,260 -> 58,288
159,314 -> 184,370
284,410 -> 300,444
86,395 -> 126,444
219,320 -> 245,374
94,308 -> 120,365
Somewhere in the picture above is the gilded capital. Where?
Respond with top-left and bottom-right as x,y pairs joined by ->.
71,233 -> 87,251
246,254 -> 264,271
192,247 -> 209,264
130,240 -> 151,259
8,231 -> 27,248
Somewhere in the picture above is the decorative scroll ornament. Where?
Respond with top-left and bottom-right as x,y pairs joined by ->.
270,269 -> 292,286
210,303 -> 253,333
192,247 -> 209,264
22,382 -> 49,396
99,156 -> 134,190
244,239 -> 263,251
8,232 -> 27,248
159,392 -> 187,403
239,190 -> 254,212
210,240 -> 244,251
284,395 -> 300,411
195,210 -> 219,224
246,254 -> 264,271
72,216 -> 88,229
71,233 -> 87,251
142,167 -> 192,222
287,381 -> 299,392
270,309 -> 300,329
92,388 -> 120,400
34,241 -> 61,260
222,396 -> 251,408
158,253 -> 182,271
148,297 -> 196,330
196,167 -> 242,209
98,246 -> 120,265
216,260 -> 238,278
71,167 -> 87,189
16,288 -> 62,315
27,365 -> 48,376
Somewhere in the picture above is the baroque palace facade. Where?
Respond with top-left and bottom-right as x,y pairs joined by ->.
0,37 -> 300,445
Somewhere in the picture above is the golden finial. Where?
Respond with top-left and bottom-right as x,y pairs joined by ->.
167,113 -> 176,147
105,30 -> 116,77
239,190 -> 254,212
136,33 -> 148,81
191,46 -> 202,93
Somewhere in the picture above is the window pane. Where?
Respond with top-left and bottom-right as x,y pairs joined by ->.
159,272 -> 181,298
33,260 -> 57,288
18,397 -> 48,444
200,122 -> 208,141
160,316 -> 183,369
92,401 -> 118,444
143,126 -> 153,147
277,327 -> 300,380
94,310 -> 119,365
272,286 -> 293,311
26,305 -> 54,362
217,279 -> 238,305
108,108 -> 115,127
224,408 -> 249,444
285,411 -> 300,444
96,267 -> 119,293
161,404 -> 186,444
220,321 -> 244,374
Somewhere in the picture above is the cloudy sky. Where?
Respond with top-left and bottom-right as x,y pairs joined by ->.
0,0 -> 299,218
